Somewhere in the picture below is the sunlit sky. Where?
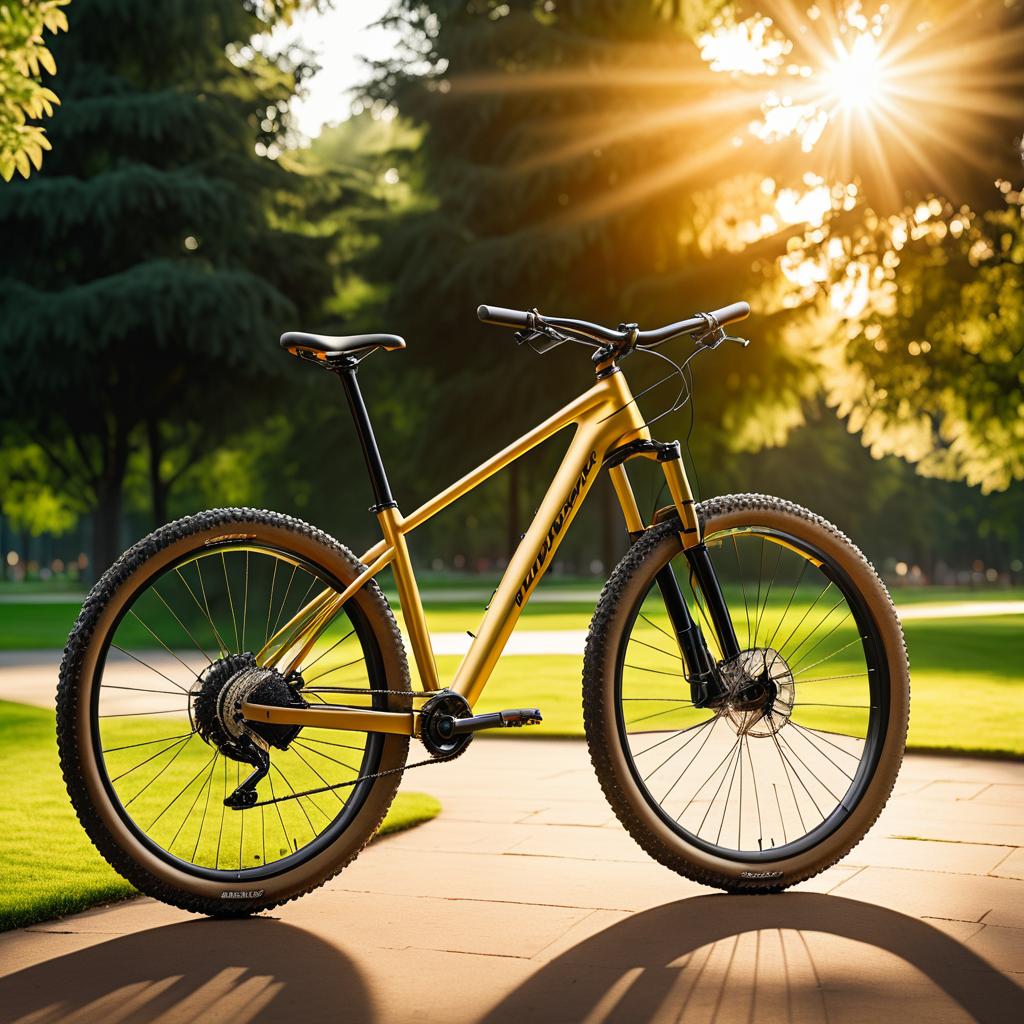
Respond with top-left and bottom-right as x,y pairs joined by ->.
275,0 -> 400,137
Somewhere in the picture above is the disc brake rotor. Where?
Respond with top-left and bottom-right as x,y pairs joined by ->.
719,647 -> 794,737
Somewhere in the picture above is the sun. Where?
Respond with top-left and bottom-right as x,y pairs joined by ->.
823,32 -> 887,112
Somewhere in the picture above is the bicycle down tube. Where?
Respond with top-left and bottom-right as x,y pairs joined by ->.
245,364 -> 718,736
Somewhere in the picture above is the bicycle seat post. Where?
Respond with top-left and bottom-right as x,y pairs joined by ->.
329,356 -> 442,694
331,356 -> 396,513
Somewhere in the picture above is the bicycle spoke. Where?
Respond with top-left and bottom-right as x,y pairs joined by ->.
640,611 -> 678,644
291,746 -> 345,805
785,602 -> 850,668
789,724 -> 856,782
302,735 -> 368,754
715,737 -> 744,845
627,702 -> 698,727
753,541 -> 782,648
101,683 -> 190,697
150,586 -> 213,665
779,731 -> 844,804
238,762 -> 245,870
640,716 -> 717,780
774,581 -> 834,659
103,732 -> 192,754
215,757 -> 227,869
732,536 -> 751,649
659,714 -> 720,805
191,752 -> 220,863
795,702 -> 874,709
195,559 -> 231,656
302,627 -> 356,673
623,661 -> 689,679
305,655 -> 366,684
791,671 -> 868,684
241,551 -> 249,651
745,734 -> 764,850
121,618 -> 199,689
293,739 -> 359,774
678,733 -> 741,829
764,558 -> 808,652
124,734 -> 194,807
149,747 -> 219,832
269,565 -> 299,643
222,552 -> 240,653
264,558 -> 279,646
110,734 -> 192,783
100,708 -> 188,718
792,637 -> 868,679
168,751 -> 219,851
109,642 -> 191,694
789,720 -> 864,761
628,635 -> 682,662
175,565 -> 229,657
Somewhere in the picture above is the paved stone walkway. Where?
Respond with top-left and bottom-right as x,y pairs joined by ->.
0,739 -> 1021,1023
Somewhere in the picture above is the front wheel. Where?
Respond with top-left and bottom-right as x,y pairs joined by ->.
583,494 -> 910,892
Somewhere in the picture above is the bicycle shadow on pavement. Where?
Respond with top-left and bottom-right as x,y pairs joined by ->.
0,917 -> 371,1024
483,893 -> 1022,1024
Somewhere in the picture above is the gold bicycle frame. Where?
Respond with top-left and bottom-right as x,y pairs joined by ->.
242,363 -> 701,737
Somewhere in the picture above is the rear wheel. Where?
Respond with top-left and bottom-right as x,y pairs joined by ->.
583,494 -> 909,892
57,508 -> 411,917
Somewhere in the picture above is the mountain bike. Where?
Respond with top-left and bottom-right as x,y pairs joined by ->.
57,300 -> 909,916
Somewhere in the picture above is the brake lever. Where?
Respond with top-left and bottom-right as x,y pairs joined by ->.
514,325 -> 569,355
694,328 -> 751,350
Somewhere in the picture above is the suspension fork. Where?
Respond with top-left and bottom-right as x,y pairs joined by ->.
654,549 -> 740,707
608,448 -> 741,707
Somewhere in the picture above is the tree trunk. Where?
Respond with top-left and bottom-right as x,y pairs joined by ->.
90,479 -> 123,580
89,425 -> 130,579
146,417 -> 169,528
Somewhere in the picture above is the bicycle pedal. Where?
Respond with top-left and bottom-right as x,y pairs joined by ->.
449,707 -> 543,735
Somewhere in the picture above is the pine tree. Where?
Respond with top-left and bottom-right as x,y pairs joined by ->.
0,0 -> 333,574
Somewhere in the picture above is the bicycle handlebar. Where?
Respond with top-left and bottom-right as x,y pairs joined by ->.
476,301 -> 750,350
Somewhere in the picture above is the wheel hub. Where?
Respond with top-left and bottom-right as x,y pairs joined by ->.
190,654 -> 307,757
719,647 -> 794,737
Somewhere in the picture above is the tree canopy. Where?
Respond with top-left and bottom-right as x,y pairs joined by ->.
0,0 -> 337,572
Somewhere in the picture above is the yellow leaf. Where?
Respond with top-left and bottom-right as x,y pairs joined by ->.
14,150 -> 31,178
38,48 -> 56,76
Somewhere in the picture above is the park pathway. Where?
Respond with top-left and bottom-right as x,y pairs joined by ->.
0,739 -> 1020,1022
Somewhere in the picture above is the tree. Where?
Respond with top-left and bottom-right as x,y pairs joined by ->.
0,0 -> 68,180
0,0 -> 335,573
721,0 -> 1024,492
363,0 -> 1024,530
358,0 -> 820,570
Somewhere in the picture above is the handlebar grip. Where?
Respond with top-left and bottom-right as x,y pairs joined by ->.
477,304 -> 532,328
708,301 -> 750,328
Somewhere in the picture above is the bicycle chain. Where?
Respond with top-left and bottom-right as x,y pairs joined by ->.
246,686 -> 466,808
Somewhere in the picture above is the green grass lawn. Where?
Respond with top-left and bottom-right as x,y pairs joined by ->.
1,584 -> 1021,759
455,615 -> 1024,757
0,701 -> 440,932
